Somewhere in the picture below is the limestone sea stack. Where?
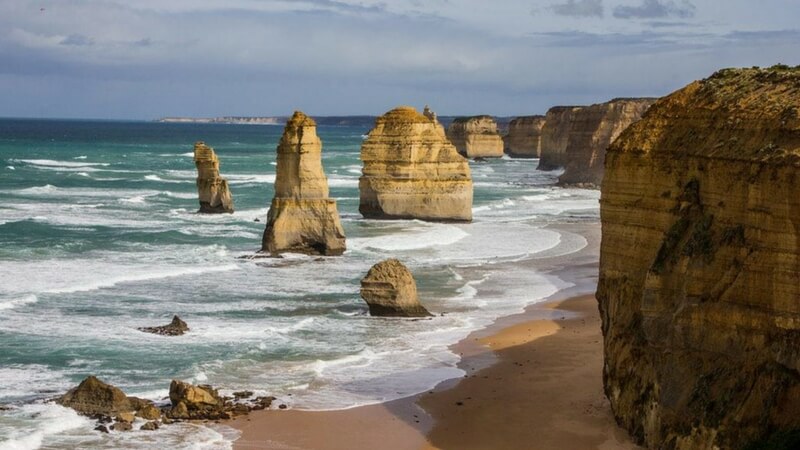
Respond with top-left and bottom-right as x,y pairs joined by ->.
503,115 -> 546,158
360,259 -> 431,317
597,66 -> 800,449
193,142 -> 234,213
557,98 -> 655,188
536,106 -> 583,170
446,116 -> 505,159
359,106 -> 473,222
262,111 -> 346,256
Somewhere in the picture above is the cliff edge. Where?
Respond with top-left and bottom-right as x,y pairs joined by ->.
598,66 -> 800,449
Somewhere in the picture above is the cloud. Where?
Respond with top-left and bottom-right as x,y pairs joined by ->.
613,0 -> 695,19
59,34 -> 94,46
549,0 -> 603,18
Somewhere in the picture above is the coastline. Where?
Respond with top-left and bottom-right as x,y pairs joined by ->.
231,222 -> 638,449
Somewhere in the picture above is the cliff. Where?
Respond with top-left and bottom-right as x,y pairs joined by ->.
537,106 -> 583,170
597,66 -> 800,450
359,106 -> 473,222
558,98 -> 655,188
193,142 -> 234,213
504,115 -> 546,158
262,111 -> 346,256
446,115 -> 505,158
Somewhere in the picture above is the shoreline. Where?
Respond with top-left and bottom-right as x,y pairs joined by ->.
231,222 -> 638,449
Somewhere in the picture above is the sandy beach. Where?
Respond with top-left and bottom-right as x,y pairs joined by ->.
231,224 -> 639,450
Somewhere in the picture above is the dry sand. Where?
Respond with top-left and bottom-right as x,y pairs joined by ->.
231,294 -> 640,450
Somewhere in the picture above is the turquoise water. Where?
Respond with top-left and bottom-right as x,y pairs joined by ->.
0,118 -> 600,449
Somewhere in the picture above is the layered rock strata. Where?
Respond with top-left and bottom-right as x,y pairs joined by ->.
446,116 -> 505,158
359,106 -> 473,222
262,111 -> 346,256
537,106 -> 583,170
597,66 -> 800,450
558,98 -> 655,188
193,142 -> 234,213
504,115 -> 546,158
360,259 -> 431,317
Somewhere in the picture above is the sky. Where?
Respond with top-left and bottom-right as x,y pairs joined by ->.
0,0 -> 798,119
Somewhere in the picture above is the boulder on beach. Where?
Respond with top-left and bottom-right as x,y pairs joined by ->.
137,315 -> 189,336
57,376 -> 133,416
193,141 -> 234,214
167,380 -> 228,420
360,259 -> 432,317
261,111 -> 346,256
359,106 -> 473,222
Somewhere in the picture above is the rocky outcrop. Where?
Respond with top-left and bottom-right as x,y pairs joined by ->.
359,106 -> 473,222
360,259 -> 431,317
504,115 -> 546,158
57,376 -> 133,416
597,66 -> 800,450
446,116 -> 505,158
167,380 -> 228,420
262,111 -> 346,256
537,106 -> 583,170
558,98 -> 655,188
193,142 -> 234,213
138,315 -> 189,336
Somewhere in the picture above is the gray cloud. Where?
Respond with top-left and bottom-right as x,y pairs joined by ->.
60,34 -> 94,46
550,0 -> 603,18
613,0 -> 695,19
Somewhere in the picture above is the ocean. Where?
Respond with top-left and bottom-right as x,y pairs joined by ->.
0,118 -> 600,449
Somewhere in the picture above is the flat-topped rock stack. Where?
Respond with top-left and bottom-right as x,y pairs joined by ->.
262,111 -> 346,256
504,115 -> 546,158
597,66 -> 800,450
193,142 -> 234,213
446,115 -> 504,159
537,106 -> 583,171
557,98 -> 655,188
359,106 -> 473,222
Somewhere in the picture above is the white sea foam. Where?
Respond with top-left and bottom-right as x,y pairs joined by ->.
0,295 -> 37,311
144,174 -> 190,184
73,156 -> 87,159
349,224 -> 469,252
11,159 -> 110,168
6,166 -> 14,170
326,177 -> 359,187
0,403 -> 91,450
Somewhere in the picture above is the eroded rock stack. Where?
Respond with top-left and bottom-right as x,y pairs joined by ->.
446,116 -> 505,159
557,98 -> 655,188
193,142 -> 234,213
597,66 -> 800,449
504,115 -> 546,158
360,259 -> 431,317
262,111 -> 346,256
537,106 -> 583,170
359,106 -> 473,222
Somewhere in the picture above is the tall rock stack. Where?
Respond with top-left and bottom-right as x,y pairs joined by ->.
503,115 -> 546,158
193,142 -> 234,213
359,106 -> 473,222
537,106 -> 583,170
557,98 -> 655,188
262,111 -> 346,256
445,116 -> 505,159
597,67 -> 800,450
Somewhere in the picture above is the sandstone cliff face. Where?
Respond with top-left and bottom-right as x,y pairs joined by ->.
194,142 -> 234,213
359,106 -> 473,222
597,67 -> 800,450
360,259 -> 431,317
558,98 -> 655,188
504,115 -> 546,158
537,106 -> 583,170
446,115 -> 505,158
262,111 -> 346,256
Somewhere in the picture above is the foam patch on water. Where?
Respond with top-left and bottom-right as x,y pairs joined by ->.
11,159 -> 110,168
0,295 -> 38,311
